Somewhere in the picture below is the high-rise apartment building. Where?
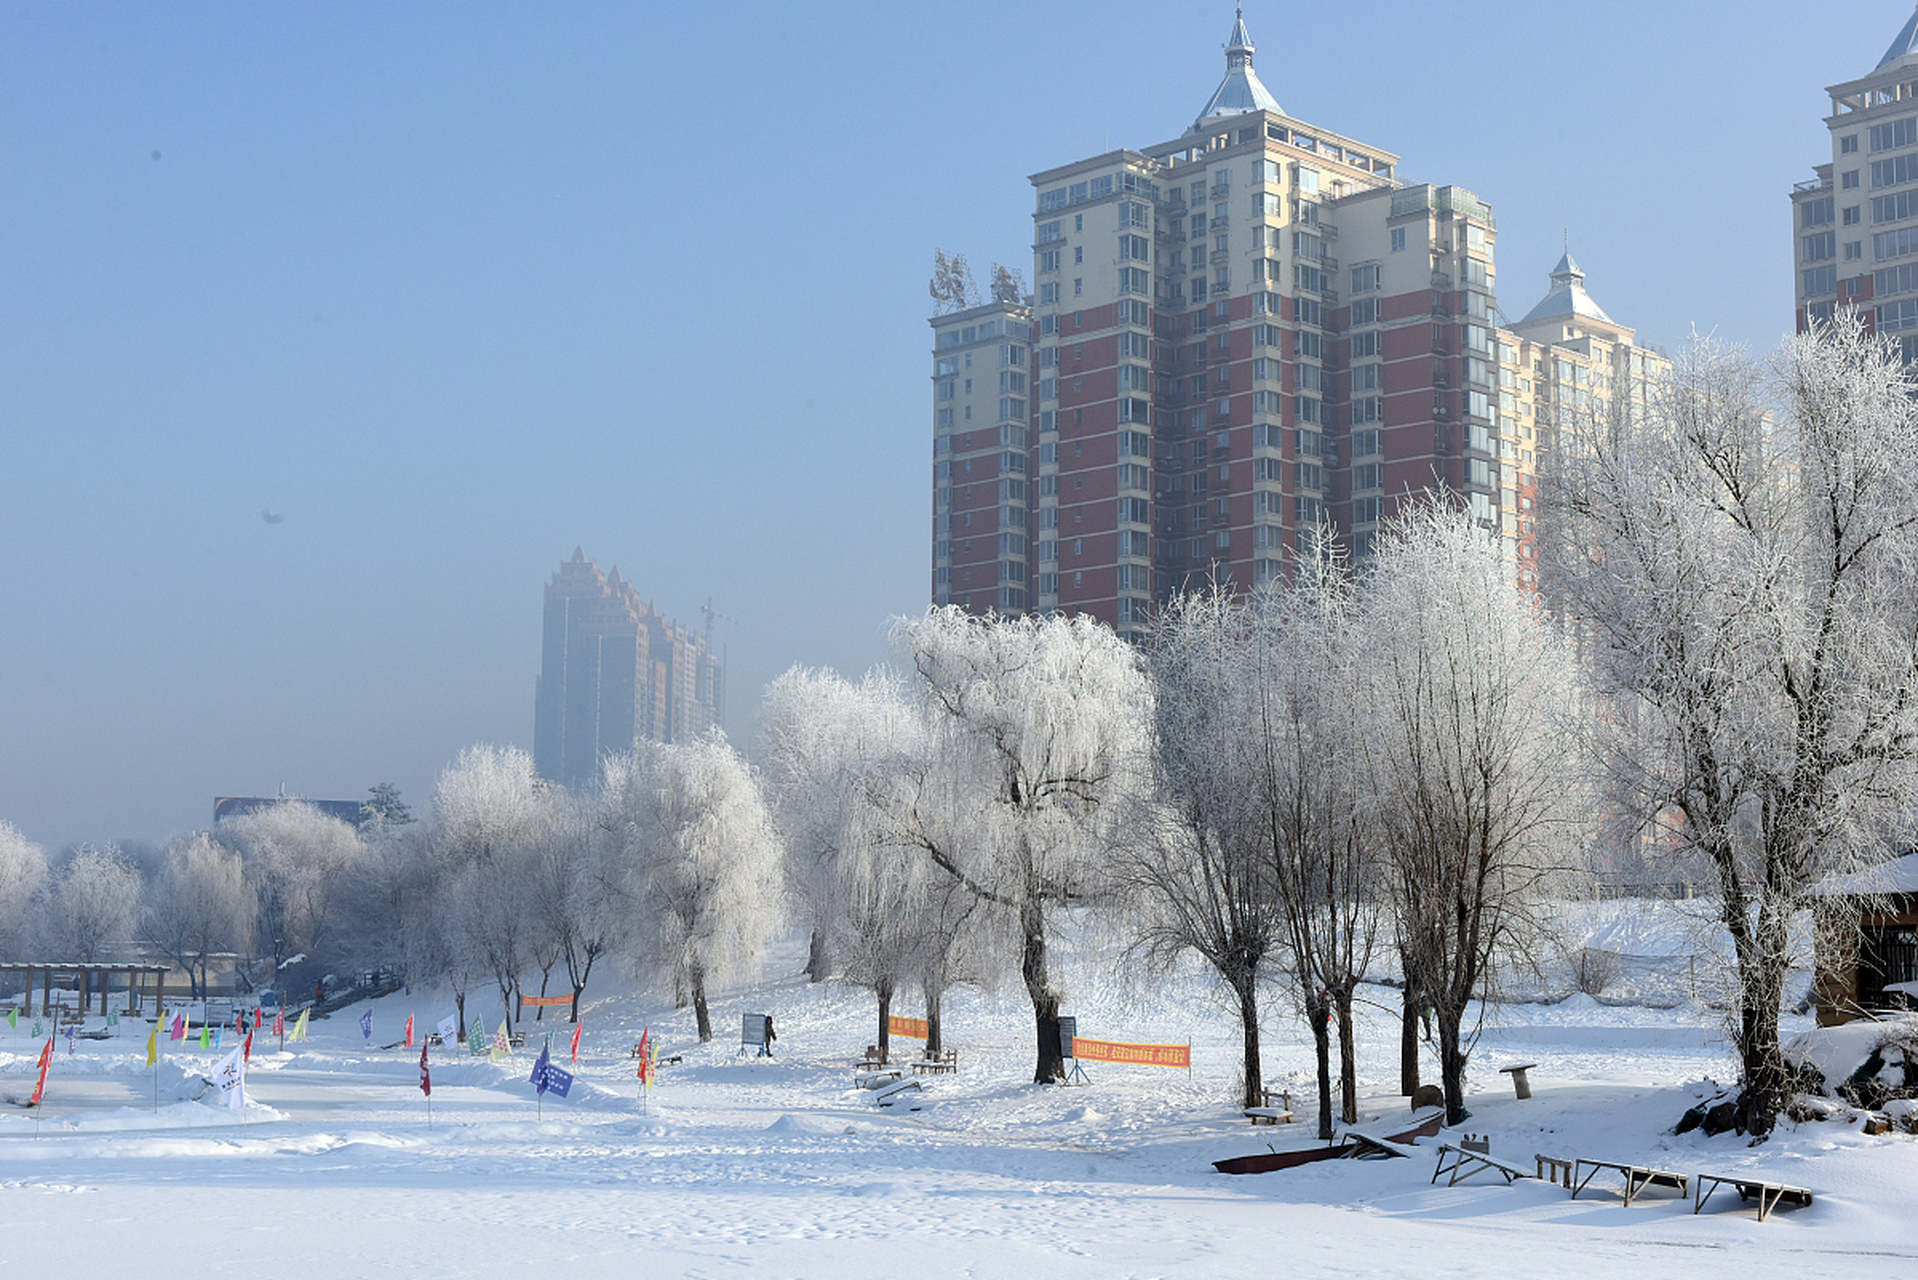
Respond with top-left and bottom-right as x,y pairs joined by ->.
532,548 -> 722,789
930,10 -> 1510,637
1792,7 -> 1918,351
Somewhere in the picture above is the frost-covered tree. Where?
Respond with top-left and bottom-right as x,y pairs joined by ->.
527,792 -> 627,1022
218,800 -> 364,983
428,746 -> 549,1028
147,833 -> 253,997
893,607 -> 1150,1083
1547,323 -> 1918,1137
1253,551 -> 1386,1132
1128,588 -> 1284,1112
602,737 -> 783,1042
0,820 -> 50,958
1358,503 -> 1580,1127
38,844 -> 144,988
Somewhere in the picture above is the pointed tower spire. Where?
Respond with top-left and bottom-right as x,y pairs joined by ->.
1883,3 -> 1918,70
1193,6 -> 1281,128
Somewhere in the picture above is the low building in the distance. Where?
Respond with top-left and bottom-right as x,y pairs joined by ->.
532,548 -> 723,790
212,795 -> 366,827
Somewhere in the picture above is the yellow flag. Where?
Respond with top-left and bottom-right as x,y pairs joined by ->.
145,1019 -> 159,1068
291,1008 -> 309,1042
489,1019 -> 511,1061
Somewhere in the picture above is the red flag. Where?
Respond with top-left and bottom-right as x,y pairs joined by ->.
29,1034 -> 54,1107
569,1019 -> 582,1064
273,1008 -> 285,1037
243,1029 -> 254,1063
404,1014 -> 415,1049
636,1026 -> 651,1088
418,1041 -> 431,1097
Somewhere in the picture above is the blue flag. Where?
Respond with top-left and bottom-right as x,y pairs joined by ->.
530,1041 -> 552,1095
360,1009 -> 373,1041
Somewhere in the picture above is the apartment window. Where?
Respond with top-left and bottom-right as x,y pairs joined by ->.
1351,263 -> 1382,293
1870,116 -> 1918,152
1039,282 -> 1060,305
1351,330 -> 1379,358
1847,241 -> 1863,261
1390,226 -> 1406,252
1846,205 -> 1862,226
1844,169 -> 1861,189
1039,249 -> 1060,273
1351,298 -> 1380,325
1074,246 -> 1084,264
1842,133 -> 1859,154
1074,278 -> 1083,296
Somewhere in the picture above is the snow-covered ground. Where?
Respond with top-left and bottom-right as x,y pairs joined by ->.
2,920 -> 1911,1278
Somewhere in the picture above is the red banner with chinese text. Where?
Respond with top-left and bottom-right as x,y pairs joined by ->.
1070,1037 -> 1190,1069
520,995 -> 573,1008
886,1015 -> 928,1040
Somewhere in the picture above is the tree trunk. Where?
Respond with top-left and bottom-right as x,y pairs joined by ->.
1234,971 -> 1263,1111
1400,981 -> 1421,1096
924,981 -> 943,1055
806,928 -> 830,984
1732,904 -> 1793,1138
1335,989 -> 1359,1125
877,983 -> 894,1064
1309,989 -> 1334,1140
691,960 -> 712,1042
1436,1002 -> 1468,1127
1022,902 -> 1064,1083
454,991 -> 467,1042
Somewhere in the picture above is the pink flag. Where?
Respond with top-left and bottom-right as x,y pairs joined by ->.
171,1014 -> 186,1042
404,1014 -> 415,1049
419,1041 -> 431,1097
569,1019 -> 582,1064
29,1034 -> 54,1107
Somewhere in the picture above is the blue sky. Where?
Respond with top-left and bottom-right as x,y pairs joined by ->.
0,1 -> 1895,850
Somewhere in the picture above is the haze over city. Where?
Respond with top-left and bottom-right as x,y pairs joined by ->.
0,1 -> 1879,851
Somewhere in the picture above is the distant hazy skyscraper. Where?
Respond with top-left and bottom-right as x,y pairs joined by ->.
1792,7 -> 1918,350
532,548 -> 722,788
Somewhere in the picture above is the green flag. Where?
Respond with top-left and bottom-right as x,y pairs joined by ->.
107,1009 -> 119,1028
6,1007 -> 15,1029
468,1021 -> 485,1056
199,1023 -> 210,1049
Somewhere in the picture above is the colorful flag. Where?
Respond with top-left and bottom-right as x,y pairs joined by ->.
212,1024 -> 223,1052
404,1014 -> 414,1049
489,1019 -> 511,1061
437,1014 -> 457,1046
5,1007 -> 14,1029
569,1019 -> 582,1064
290,1008 -> 309,1042
213,1045 -> 244,1112
529,1040 -> 573,1099
145,1019 -> 160,1069
32,1019 -> 42,1038
171,1013 -> 186,1042
29,1034 -> 54,1106
273,1008 -> 285,1038
419,1040 -> 431,1097
359,1009 -> 373,1041
107,1009 -> 119,1028
243,1029 -> 254,1064
65,1024 -> 75,1055
468,1020 -> 485,1056
636,1026 -> 653,1088
199,1023 -> 210,1049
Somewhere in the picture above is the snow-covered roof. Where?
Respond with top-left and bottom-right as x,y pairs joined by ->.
1193,7 -> 1282,127
1881,4 -> 1918,70
1807,852 -> 1918,897
1515,252 -> 1615,327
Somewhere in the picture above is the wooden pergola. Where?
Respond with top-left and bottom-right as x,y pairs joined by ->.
1,962 -> 173,1018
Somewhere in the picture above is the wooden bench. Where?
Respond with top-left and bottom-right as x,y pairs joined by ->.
873,1077 -> 923,1107
1693,1172 -> 1814,1222
911,1048 -> 959,1075
855,1069 -> 903,1090
1432,1140 -> 1532,1187
1571,1157 -> 1689,1205
1535,1153 -> 1575,1187
1244,1107 -> 1295,1126
1341,1122 -> 1425,1160
1498,1063 -> 1538,1099
854,1045 -> 889,1070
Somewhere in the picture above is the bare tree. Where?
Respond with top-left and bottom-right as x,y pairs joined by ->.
0,820 -> 49,958
1252,550 -> 1387,1133
1358,502 -> 1581,1126
892,607 -> 1150,1083
1127,587 -> 1284,1112
147,833 -> 253,997
602,736 -> 783,1042
1547,322 -> 1918,1137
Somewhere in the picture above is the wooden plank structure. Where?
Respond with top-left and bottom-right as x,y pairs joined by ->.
1570,1157 -> 1690,1206
1693,1173 -> 1814,1222
1,961 -> 174,1018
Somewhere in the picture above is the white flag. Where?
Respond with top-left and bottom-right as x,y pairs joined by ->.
214,1045 -> 245,1112
437,1014 -> 458,1046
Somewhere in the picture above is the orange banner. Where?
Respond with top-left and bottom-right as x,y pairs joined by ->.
520,995 -> 573,1008
887,1015 -> 928,1040
1070,1037 -> 1190,1069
